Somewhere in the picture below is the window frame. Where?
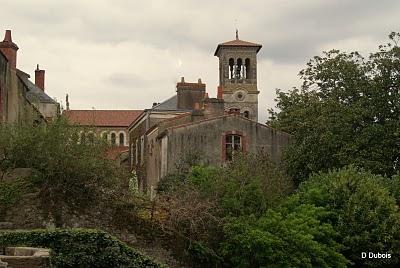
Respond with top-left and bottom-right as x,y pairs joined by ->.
221,131 -> 246,162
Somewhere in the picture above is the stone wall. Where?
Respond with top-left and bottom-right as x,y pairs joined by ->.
165,115 -> 290,173
0,247 -> 49,268
0,51 -> 43,125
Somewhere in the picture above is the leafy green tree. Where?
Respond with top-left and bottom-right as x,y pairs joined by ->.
291,167 -> 400,267
0,119 -> 122,226
156,153 -> 294,266
268,32 -> 400,182
220,205 -> 348,268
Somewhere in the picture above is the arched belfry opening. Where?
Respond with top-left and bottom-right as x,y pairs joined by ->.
229,58 -> 234,79
245,58 -> 250,79
237,58 -> 243,79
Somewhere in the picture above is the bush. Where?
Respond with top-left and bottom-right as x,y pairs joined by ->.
0,178 -> 29,216
156,153 -> 294,266
292,167 -> 400,267
0,229 -> 165,268
0,119 -> 124,226
220,205 -> 348,268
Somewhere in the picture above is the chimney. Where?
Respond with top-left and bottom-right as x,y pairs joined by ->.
0,30 -> 19,70
217,86 -> 223,99
203,98 -> 225,118
176,77 -> 206,110
35,64 -> 45,91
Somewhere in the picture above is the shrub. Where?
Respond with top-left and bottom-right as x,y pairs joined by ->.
0,228 -> 165,268
0,119 -> 123,226
220,205 -> 348,268
292,167 -> 400,267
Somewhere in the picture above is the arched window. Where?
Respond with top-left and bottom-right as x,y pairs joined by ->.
87,132 -> 95,144
229,58 -> 234,79
119,132 -> 125,146
225,134 -> 242,161
111,132 -> 116,146
101,132 -> 108,141
80,131 -> 86,144
237,58 -> 243,79
245,58 -> 250,79
243,111 -> 250,118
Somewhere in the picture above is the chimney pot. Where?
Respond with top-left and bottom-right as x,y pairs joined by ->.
4,30 -> 12,42
181,77 -> 185,83
198,78 -> 202,83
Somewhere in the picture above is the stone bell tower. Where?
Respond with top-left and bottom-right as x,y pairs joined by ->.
214,31 -> 262,121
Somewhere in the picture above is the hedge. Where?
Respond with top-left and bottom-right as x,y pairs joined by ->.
0,228 -> 165,268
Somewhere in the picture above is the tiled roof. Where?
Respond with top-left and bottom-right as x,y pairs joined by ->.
63,110 -> 143,127
151,95 -> 178,111
214,39 -> 262,55
150,95 -> 190,111
16,69 -> 58,104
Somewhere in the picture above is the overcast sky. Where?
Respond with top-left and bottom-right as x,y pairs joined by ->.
2,0 -> 399,122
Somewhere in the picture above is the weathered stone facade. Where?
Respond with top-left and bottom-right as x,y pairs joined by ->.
0,30 -> 59,125
144,112 -> 289,193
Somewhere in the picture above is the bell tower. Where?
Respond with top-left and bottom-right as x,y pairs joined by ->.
214,31 -> 262,121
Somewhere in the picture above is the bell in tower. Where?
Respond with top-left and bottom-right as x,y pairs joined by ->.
214,31 -> 262,122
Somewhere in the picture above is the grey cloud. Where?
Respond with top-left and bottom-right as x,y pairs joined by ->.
1,0 -> 398,117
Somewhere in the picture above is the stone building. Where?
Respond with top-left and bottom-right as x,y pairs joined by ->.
129,34 -> 290,195
0,30 -> 59,125
215,32 -> 262,121
63,108 -> 142,161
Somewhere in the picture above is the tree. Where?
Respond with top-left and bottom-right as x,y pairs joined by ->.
220,205 -> 348,268
0,119 -> 122,226
291,167 -> 400,267
156,153 -> 294,266
268,32 -> 400,182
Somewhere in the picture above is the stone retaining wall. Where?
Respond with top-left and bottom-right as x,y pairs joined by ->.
0,247 -> 49,268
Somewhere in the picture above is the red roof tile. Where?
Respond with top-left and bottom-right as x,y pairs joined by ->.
214,39 -> 262,55
63,110 -> 143,127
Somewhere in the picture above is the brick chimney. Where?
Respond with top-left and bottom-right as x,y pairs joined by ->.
0,30 -> 19,70
176,77 -> 206,110
35,64 -> 45,91
203,98 -> 225,118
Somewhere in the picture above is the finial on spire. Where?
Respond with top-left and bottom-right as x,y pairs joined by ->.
234,19 -> 239,40
36,64 -> 39,70
66,94 -> 70,111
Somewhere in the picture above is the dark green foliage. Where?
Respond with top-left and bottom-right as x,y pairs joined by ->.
268,32 -> 400,182
220,206 -> 348,268
0,178 -> 29,215
291,167 -> 400,267
162,152 -> 294,218
0,229 -> 164,268
158,153 -> 295,264
0,119 -> 122,226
